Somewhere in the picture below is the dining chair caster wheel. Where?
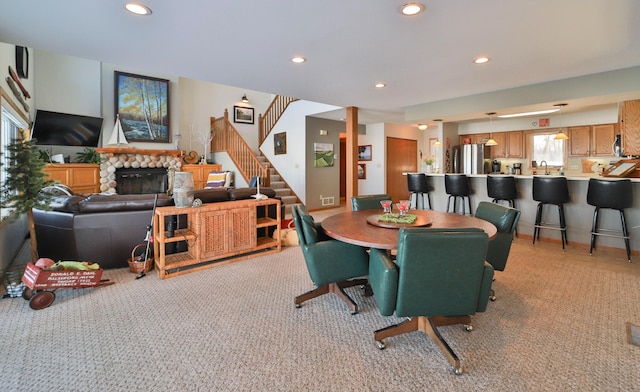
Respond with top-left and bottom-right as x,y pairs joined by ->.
490,295 -> 496,301
453,366 -> 463,375
376,340 -> 386,350
464,324 -> 473,332
295,303 -> 302,309
350,309 -> 358,315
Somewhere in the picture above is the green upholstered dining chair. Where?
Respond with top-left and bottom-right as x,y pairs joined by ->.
291,205 -> 369,314
351,194 -> 392,211
474,201 -> 521,301
368,227 -> 493,375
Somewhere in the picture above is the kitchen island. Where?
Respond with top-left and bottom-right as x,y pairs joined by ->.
424,174 -> 640,257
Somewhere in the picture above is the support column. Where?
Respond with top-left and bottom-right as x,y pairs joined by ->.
346,107 -> 358,211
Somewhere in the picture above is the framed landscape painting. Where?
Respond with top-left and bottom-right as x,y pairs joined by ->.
234,106 -> 254,124
115,71 -> 170,143
314,143 -> 334,167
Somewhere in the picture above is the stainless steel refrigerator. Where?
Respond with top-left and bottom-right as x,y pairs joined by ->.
452,144 -> 489,174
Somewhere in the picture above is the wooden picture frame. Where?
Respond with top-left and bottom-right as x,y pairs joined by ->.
274,132 -> 287,155
115,71 -> 170,143
358,145 -> 372,161
233,106 -> 254,124
358,163 -> 366,179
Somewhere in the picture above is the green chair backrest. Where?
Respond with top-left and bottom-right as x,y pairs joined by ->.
394,228 -> 489,317
351,194 -> 392,211
474,201 -> 521,271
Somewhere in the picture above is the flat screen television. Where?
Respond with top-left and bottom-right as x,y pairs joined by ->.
31,110 -> 104,147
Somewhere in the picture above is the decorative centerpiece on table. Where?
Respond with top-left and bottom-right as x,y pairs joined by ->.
378,199 -> 416,223
378,212 -> 418,224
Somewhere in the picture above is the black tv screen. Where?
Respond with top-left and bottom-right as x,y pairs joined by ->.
31,110 -> 104,147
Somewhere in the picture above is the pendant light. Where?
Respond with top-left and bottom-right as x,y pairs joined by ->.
485,112 -> 498,146
553,103 -> 569,140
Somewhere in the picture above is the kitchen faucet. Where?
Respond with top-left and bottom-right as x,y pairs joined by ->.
540,160 -> 549,175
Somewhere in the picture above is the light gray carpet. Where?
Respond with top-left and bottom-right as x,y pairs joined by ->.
1,239 -> 640,391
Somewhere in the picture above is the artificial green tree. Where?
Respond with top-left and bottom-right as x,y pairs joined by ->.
0,138 -> 55,261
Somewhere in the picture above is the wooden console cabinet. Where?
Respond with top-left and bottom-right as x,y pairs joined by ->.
43,163 -> 99,194
181,164 -> 222,189
152,198 -> 281,279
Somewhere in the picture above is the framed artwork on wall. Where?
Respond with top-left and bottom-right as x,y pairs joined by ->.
115,71 -> 170,143
233,106 -> 254,124
358,145 -> 372,161
274,132 -> 287,155
358,163 -> 366,179
314,143 -> 334,167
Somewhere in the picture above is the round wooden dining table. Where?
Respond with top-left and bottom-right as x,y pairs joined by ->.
321,210 -> 497,250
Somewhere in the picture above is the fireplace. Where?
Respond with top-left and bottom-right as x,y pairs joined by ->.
116,168 -> 168,195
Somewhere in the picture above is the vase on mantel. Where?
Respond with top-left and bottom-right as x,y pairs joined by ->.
424,165 -> 433,173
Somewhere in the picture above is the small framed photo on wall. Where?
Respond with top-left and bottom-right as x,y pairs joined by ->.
358,145 -> 372,161
358,163 -> 366,179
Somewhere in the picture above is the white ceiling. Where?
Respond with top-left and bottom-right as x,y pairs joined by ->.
1,0 -> 640,125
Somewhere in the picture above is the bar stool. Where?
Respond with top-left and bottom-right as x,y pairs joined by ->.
587,178 -> 632,262
487,175 -> 518,236
407,173 -> 432,210
532,176 -> 569,249
445,174 -> 472,215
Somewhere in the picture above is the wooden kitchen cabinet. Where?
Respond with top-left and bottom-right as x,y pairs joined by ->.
43,163 -> 99,194
569,124 -> 616,157
620,100 -> 640,155
592,124 -> 616,156
459,133 -> 490,145
569,126 -> 591,156
489,131 -> 523,158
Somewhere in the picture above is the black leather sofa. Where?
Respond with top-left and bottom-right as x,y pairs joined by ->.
33,188 -> 279,269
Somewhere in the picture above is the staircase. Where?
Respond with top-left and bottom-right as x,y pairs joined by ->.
210,96 -> 301,216
256,154 -> 300,216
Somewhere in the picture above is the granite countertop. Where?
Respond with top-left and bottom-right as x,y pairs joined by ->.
425,173 -> 640,182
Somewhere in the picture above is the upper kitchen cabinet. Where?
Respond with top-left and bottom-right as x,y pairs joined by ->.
569,124 -> 616,157
490,131 -> 523,158
620,100 -> 640,156
459,133 -> 490,145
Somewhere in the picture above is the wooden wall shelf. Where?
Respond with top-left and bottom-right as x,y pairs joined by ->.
96,148 -> 185,157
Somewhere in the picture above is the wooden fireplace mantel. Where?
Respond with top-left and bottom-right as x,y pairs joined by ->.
96,148 -> 185,157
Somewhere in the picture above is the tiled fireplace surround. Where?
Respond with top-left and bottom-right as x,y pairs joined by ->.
97,149 -> 182,194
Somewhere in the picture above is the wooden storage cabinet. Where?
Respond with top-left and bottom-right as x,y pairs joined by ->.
569,124 -> 616,156
43,163 -> 99,194
153,199 -> 280,279
490,131 -> 523,158
181,163 -> 222,189
459,133 -> 489,145
620,100 -> 640,156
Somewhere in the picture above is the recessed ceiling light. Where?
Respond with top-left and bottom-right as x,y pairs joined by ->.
497,108 -> 560,118
125,2 -> 152,15
401,3 -> 425,16
291,56 -> 306,63
473,56 -> 491,64
374,83 -> 386,88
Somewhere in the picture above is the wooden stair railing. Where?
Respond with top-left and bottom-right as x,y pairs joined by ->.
258,95 -> 298,145
210,110 -> 270,186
